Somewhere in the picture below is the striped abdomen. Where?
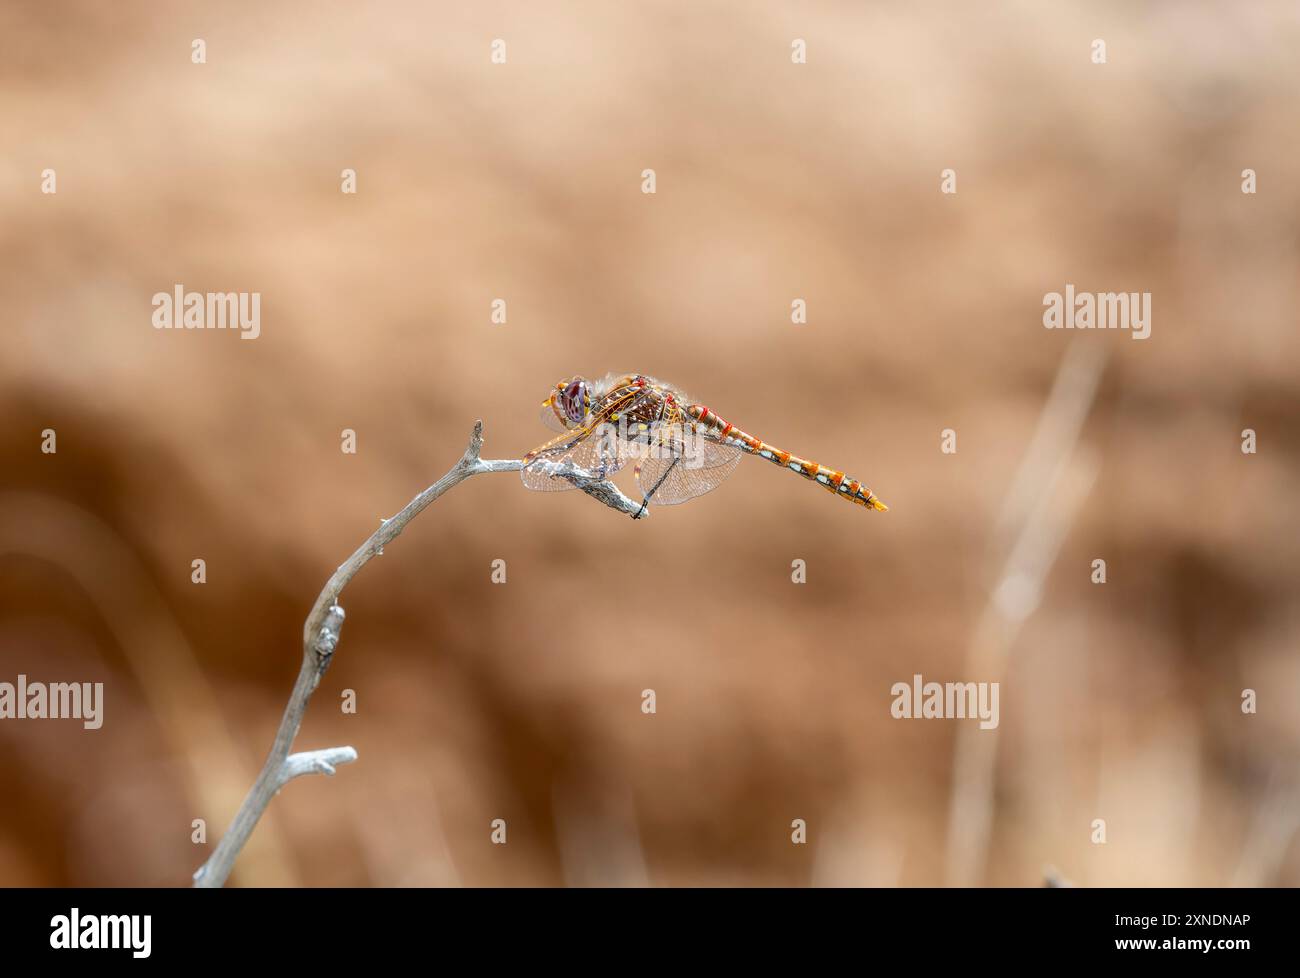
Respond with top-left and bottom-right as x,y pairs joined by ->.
687,405 -> 887,511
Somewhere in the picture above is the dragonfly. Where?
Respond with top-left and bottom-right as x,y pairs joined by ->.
521,373 -> 887,518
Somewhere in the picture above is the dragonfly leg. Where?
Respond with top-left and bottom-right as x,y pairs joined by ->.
634,456 -> 680,519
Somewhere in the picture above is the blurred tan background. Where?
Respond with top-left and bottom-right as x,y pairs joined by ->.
1,0 -> 1298,887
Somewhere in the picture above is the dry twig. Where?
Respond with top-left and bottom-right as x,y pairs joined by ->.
193,421 -> 641,887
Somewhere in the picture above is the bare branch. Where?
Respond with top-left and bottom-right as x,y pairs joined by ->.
280,747 -> 358,786
194,421 -> 637,887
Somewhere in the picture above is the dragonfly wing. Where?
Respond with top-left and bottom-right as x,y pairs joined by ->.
521,386 -> 663,492
690,436 -> 748,469
521,429 -> 627,491
634,437 -> 742,506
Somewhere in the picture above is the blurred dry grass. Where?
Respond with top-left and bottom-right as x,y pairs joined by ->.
1,0 -> 1298,886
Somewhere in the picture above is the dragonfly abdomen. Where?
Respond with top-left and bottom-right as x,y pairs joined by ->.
688,405 -> 888,512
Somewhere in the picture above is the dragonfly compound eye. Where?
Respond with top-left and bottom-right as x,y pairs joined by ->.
561,379 -> 588,424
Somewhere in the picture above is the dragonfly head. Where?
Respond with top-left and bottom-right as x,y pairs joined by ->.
544,377 -> 591,428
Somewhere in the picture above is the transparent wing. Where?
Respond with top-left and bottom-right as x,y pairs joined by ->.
521,428 -> 629,491
633,426 -> 742,506
520,388 -> 657,492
